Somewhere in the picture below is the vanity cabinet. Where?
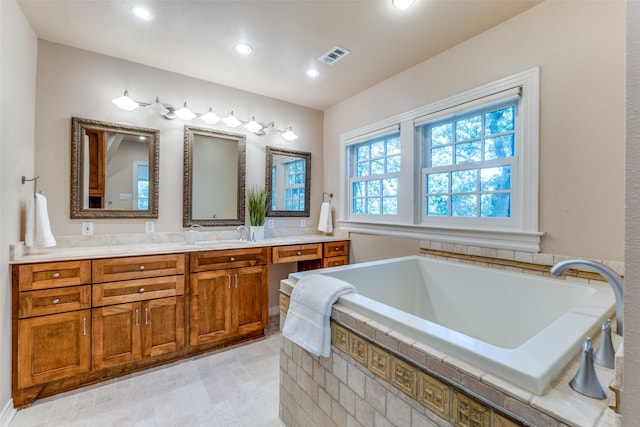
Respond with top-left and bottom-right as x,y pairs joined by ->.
13,260 -> 92,401
189,248 -> 268,346
91,254 -> 185,369
12,238 -> 347,407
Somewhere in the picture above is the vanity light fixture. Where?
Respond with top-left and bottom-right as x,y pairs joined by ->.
281,127 -> 298,141
111,91 -> 296,140
200,107 -> 221,124
392,0 -> 415,9
222,111 -> 242,128
244,116 -> 263,133
146,96 -> 169,115
111,90 -> 139,111
175,102 -> 196,120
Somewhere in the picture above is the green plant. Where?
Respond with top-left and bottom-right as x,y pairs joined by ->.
247,186 -> 268,226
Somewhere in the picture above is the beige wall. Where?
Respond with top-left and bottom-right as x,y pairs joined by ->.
625,1 -> 640,422
325,1 -> 625,263
34,41 -> 324,236
1,0 -> 37,417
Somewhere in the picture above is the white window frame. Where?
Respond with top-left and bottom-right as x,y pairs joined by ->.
339,68 -> 542,252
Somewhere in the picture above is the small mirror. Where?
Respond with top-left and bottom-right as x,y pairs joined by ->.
71,117 -> 159,219
183,126 -> 246,227
266,146 -> 311,217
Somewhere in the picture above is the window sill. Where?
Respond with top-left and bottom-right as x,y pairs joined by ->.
337,220 -> 544,252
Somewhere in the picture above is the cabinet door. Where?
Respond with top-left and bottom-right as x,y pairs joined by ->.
92,303 -> 141,369
17,310 -> 91,389
189,271 -> 231,346
233,266 -> 268,336
141,296 -> 185,357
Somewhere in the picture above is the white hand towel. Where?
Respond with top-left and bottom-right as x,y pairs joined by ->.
25,194 -> 56,248
317,202 -> 333,233
282,274 -> 357,357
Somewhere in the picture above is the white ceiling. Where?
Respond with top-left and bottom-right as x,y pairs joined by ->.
17,0 -> 540,111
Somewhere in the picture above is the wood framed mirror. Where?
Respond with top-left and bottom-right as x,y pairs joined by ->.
183,126 -> 246,227
265,146 -> 311,217
70,117 -> 159,219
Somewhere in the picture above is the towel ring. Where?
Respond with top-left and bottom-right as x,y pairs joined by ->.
323,192 -> 333,203
22,176 -> 39,198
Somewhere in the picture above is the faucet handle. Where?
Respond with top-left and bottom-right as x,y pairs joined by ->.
593,319 -> 615,369
570,337 -> 607,399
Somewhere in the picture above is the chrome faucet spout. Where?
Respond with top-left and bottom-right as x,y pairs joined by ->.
550,259 -> 623,336
236,225 -> 249,241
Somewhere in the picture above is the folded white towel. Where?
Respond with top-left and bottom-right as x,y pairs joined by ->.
282,274 -> 356,357
25,194 -> 56,248
317,202 -> 333,233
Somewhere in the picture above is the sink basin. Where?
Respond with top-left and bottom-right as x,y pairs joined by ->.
193,240 -> 251,248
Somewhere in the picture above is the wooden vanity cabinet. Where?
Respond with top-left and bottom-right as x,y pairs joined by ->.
271,240 -> 350,270
323,241 -> 350,268
13,260 -> 92,406
189,248 -> 268,346
91,254 -> 185,369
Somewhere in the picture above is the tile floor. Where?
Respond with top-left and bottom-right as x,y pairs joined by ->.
10,320 -> 285,427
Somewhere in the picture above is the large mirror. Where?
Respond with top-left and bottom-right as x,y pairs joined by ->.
265,146 -> 311,217
183,126 -> 246,227
71,117 -> 159,219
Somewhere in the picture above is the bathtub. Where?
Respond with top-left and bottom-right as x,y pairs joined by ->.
289,255 -> 615,395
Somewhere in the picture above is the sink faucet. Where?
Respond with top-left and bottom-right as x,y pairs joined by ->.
550,259 -> 624,336
236,225 -> 249,241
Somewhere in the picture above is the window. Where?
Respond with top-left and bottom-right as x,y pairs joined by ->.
339,68 -> 540,251
422,103 -> 516,220
135,163 -> 149,210
349,132 -> 401,217
284,159 -> 306,211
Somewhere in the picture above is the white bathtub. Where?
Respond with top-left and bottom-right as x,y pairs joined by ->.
289,255 -> 615,395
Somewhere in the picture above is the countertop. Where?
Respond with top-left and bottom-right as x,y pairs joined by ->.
10,234 -> 348,264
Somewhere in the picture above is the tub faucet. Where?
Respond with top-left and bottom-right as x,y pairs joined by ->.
236,225 -> 249,241
550,259 -> 623,336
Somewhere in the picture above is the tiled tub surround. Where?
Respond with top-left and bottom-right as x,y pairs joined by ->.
278,254 -> 623,427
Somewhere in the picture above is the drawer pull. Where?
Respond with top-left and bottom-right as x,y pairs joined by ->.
83,317 -> 87,336
297,251 -> 302,256
230,257 -> 235,262
52,298 -> 60,304
52,272 -> 60,278
139,265 -> 145,271
145,307 -> 149,325
139,288 -> 145,293
333,262 -> 339,266
135,309 -> 139,326
234,274 -> 238,289
335,247 -> 340,251
227,275 -> 231,289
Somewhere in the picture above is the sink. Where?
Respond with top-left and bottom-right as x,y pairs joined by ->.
193,240 -> 252,248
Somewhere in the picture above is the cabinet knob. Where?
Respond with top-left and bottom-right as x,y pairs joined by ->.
52,298 -> 60,304
297,251 -> 302,256
335,247 -> 340,251
139,265 -> 145,271
139,288 -> 145,293
52,272 -> 60,278
230,257 -> 235,262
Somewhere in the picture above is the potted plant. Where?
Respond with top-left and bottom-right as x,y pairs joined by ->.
247,186 -> 268,240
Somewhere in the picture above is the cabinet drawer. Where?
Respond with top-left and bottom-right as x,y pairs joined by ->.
18,286 -> 91,318
324,241 -> 349,258
17,261 -> 91,291
190,247 -> 268,272
93,276 -> 185,307
323,256 -> 349,269
92,254 -> 185,283
272,244 -> 323,264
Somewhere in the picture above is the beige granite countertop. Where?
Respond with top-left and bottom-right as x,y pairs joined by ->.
10,234 -> 348,264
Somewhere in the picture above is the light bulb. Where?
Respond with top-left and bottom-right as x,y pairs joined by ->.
112,90 -> 139,111
175,102 -> 196,120
200,107 -> 221,124
281,127 -> 298,141
244,117 -> 263,133
146,96 -> 168,115
222,111 -> 242,127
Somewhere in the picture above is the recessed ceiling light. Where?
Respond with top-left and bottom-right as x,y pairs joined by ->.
392,0 -> 415,10
306,69 -> 320,78
235,44 -> 253,55
131,6 -> 153,21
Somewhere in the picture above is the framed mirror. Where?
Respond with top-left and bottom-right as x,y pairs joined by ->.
265,146 -> 311,217
71,117 -> 159,219
183,126 -> 246,227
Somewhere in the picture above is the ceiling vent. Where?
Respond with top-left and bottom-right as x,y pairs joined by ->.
318,46 -> 351,65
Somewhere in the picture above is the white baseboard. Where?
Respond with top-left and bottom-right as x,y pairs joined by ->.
0,399 -> 16,427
